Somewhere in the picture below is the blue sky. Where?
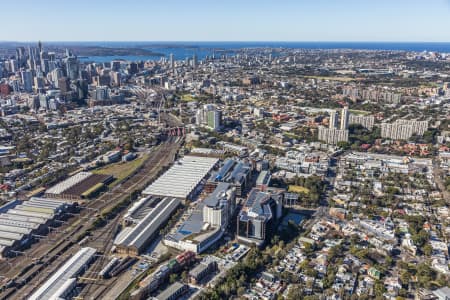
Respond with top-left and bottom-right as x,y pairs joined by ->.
2,0 -> 450,42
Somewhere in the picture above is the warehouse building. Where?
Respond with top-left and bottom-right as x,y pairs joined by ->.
29,247 -> 97,300
0,197 -> 74,258
45,171 -> 113,200
123,195 -> 161,226
142,156 -> 218,201
115,197 -> 181,256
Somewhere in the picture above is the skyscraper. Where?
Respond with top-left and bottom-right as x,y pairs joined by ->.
207,110 -> 222,131
192,54 -> 198,69
340,107 -> 349,130
21,70 -> 33,92
111,61 -> 121,72
329,110 -> 338,129
65,56 -> 79,80
169,53 -> 174,69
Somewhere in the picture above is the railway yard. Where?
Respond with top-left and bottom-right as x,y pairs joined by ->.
0,135 -> 183,300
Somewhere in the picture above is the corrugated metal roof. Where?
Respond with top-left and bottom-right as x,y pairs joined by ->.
46,172 -> 92,195
118,198 -> 180,251
29,247 -> 96,300
143,156 -> 218,199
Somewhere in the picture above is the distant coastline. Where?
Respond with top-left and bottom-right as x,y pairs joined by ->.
2,41 -> 450,53
2,41 -> 450,63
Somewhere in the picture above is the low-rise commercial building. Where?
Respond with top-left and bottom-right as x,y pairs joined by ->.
115,197 -> 181,256
29,247 -> 96,300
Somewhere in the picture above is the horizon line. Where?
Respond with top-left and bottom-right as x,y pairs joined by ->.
1,40 -> 450,44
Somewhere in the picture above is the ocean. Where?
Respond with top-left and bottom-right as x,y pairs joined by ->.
73,41 -> 450,63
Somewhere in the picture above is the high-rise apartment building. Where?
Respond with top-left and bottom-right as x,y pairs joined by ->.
196,104 -> 222,131
349,114 -> 375,130
340,107 -> 349,130
329,110 -> 338,129
381,119 -> 428,140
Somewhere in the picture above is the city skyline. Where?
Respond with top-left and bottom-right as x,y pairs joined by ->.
2,0 -> 450,42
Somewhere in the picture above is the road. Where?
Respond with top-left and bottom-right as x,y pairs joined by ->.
0,137 -> 182,300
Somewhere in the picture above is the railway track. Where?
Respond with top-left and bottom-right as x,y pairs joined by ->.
0,137 -> 182,300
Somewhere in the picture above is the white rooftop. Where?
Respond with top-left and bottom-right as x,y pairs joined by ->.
143,156 -> 218,199
29,247 -> 96,300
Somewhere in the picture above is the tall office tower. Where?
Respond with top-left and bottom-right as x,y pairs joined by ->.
95,86 -> 110,101
48,60 -> 58,73
21,70 -> 33,92
40,50 -> 48,61
329,110 -> 338,129
48,52 -> 56,61
169,53 -> 174,69
66,56 -> 79,80
75,79 -> 89,99
9,59 -> 18,73
111,60 -> 121,72
192,54 -> 198,68
39,94 -> 48,110
111,71 -> 121,86
28,95 -> 40,111
128,62 -> 138,75
340,107 -> 349,130
11,80 -> 20,93
34,76 -> 45,92
50,68 -> 63,88
27,57 -> 35,71
58,77 -> 71,94
16,47 -> 26,66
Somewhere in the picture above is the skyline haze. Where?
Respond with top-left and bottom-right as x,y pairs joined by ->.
2,0 -> 450,42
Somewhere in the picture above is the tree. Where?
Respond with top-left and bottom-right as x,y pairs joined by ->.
237,286 -> 246,296
374,281 -> 386,298
181,270 -> 188,282
423,244 -> 432,256
169,273 -> 178,283
287,285 -> 304,300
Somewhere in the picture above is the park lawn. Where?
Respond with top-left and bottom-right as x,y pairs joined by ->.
288,185 -> 310,194
181,94 -> 197,101
349,109 -> 371,116
92,153 -> 149,187
303,75 -> 357,82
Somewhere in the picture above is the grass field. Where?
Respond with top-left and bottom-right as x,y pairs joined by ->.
303,75 -> 357,82
92,153 -> 149,187
180,94 -> 197,101
349,109 -> 371,116
288,185 -> 310,194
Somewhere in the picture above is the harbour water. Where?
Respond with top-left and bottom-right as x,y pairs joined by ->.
75,41 -> 450,63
